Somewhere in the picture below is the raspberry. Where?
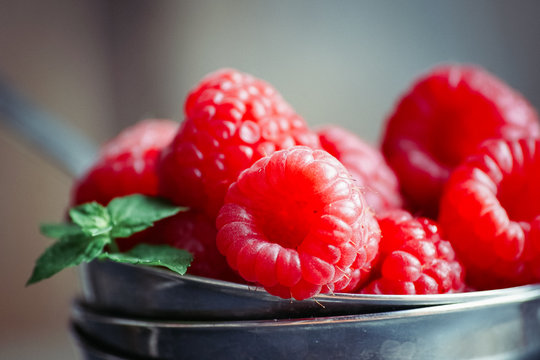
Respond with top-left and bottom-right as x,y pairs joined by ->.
158,69 -> 320,217
317,125 -> 403,213
118,209 -> 241,282
439,138 -> 540,290
72,119 -> 179,206
381,64 -> 540,218
332,212 -> 381,293
215,146 -> 379,300
361,209 -> 465,295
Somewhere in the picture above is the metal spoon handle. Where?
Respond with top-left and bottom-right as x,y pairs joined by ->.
0,78 -> 98,177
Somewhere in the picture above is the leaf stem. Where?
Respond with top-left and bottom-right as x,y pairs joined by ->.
108,238 -> 120,253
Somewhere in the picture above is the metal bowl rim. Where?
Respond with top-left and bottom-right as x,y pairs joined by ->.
71,287 -> 540,329
91,261 -> 540,304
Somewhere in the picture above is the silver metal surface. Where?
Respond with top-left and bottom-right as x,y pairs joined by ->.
71,325 -> 135,360
81,259 -> 540,321
72,289 -> 540,360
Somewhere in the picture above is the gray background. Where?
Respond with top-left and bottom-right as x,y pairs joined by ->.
1,1 -> 539,358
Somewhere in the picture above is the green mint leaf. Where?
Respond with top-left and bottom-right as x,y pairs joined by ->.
40,223 -> 82,239
69,202 -> 112,237
107,194 -> 184,238
101,244 -> 193,275
31,195 -> 188,285
27,233 -> 109,285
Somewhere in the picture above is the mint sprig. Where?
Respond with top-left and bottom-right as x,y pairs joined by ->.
27,194 -> 192,285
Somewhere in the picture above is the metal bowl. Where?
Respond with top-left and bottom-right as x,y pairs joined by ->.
81,260 -> 540,321
71,288 -> 540,360
70,325 -> 133,360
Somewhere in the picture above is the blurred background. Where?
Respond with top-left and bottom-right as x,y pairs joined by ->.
1,1 -> 539,358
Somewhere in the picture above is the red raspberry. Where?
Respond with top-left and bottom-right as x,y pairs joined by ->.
215,146 -> 379,300
361,209 -> 465,295
381,64 -> 540,219
332,212 -> 381,293
439,138 -> 540,290
158,69 -> 320,217
118,209 -> 241,282
317,125 -> 403,213
72,119 -> 179,206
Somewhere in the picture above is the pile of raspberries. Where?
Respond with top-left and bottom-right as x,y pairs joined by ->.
71,65 -> 540,300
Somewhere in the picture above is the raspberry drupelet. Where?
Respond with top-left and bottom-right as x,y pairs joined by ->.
381,64 -> 539,219
215,146 -> 380,300
361,209 -> 466,295
439,138 -> 540,290
332,212 -> 381,293
158,69 -> 320,218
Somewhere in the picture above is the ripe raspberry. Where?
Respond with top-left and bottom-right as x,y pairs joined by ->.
381,64 -> 540,219
72,119 -> 179,206
332,212 -> 381,293
118,209 -> 241,282
317,125 -> 403,213
158,69 -> 320,217
361,209 -> 465,295
215,146 -> 379,300
439,138 -> 540,290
